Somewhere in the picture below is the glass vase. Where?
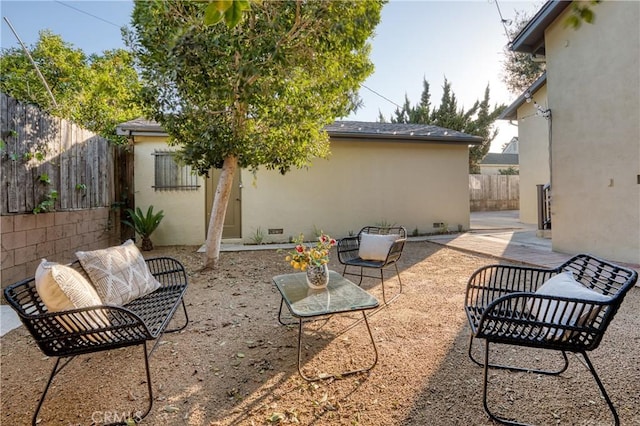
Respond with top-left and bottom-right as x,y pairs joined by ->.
305,264 -> 329,289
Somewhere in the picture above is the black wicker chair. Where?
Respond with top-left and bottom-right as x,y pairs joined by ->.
465,254 -> 637,425
3,257 -> 189,426
337,226 -> 407,304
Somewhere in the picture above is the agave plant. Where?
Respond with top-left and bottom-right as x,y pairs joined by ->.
122,206 -> 164,251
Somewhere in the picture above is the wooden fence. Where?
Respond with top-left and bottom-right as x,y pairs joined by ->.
0,93 -> 135,287
1,92 -> 122,214
469,174 -> 519,211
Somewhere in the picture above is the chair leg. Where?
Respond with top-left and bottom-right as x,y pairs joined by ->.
380,265 -> 403,305
31,345 -> 154,426
166,298 -> 190,333
394,263 -> 403,294
380,268 -> 387,304
479,341 -> 618,426
136,343 -> 154,422
468,334 -> 568,375
481,340 -> 530,426
32,357 -> 68,426
342,265 -> 364,286
580,351 -> 620,426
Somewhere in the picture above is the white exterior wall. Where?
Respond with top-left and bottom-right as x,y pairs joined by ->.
241,139 -> 471,243
545,2 -> 640,264
133,136 -> 206,246
517,84 -> 550,225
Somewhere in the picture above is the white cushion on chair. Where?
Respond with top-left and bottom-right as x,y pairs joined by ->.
35,259 -> 110,340
76,239 -> 161,306
527,271 -> 611,339
36,259 -> 103,311
358,233 -> 399,261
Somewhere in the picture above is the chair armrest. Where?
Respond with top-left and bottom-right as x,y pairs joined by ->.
22,304 -> 153,357
465,264 -> 557,309
337,236 -> 360,264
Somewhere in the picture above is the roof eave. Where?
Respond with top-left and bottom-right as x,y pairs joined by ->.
328,132 -> 484,145
510,1 -> 571,55
498,72 -> 547,121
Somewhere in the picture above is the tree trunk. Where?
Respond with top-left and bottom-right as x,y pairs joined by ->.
203,155 -> 238,269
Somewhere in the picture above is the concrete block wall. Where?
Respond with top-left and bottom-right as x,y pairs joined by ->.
1,208 -> 119,289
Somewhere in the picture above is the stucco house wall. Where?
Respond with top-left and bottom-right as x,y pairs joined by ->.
545,2 -> 639,263
516,83 -> 550,225
502,1 -> 640,265
244,139 -> 471,242
133,135 -> 206,246
119,121 -> 479,246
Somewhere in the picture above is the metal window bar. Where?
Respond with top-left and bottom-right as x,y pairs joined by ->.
152,151 -> 200,191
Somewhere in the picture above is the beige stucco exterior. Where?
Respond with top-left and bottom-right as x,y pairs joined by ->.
505,1 -> 640,265
545,2 -> 639,264
243,139 -> 471,243
128,132 -> 473,246
515,84 -> 550,225
132,135 -> 206,246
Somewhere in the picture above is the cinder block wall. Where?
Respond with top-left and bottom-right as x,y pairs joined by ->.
1,208 -> 120,289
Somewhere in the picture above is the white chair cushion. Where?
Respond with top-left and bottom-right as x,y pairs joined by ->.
527,271 -> 611,340
358,233 -> 400,261
36,259 -> 103,311
35,259 -> 110,340
76,239 -> 161,306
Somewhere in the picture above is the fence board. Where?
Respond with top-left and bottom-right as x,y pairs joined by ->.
469,174 -> 519,211
0,93 -> 115,215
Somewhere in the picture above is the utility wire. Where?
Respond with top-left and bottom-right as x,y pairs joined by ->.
493,0 -> 513,46
3,17 -> 58,108
54,0 -> 122,28
361,84 -> 403,110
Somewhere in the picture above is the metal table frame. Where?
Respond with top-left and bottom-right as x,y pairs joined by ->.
273,270 -> 379,381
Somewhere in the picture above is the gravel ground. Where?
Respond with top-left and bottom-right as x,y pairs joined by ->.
1,241 -> 639,425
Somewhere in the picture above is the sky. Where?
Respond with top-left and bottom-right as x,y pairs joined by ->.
0,0 -> 543,152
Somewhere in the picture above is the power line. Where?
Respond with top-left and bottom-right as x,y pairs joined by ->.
361,84 -> 402,110
492,0 -> 513,46
53,1 -> 122,28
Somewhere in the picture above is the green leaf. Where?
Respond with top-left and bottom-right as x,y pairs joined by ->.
204,3 -> 225,25
122,205 -> 164,238
224,2 -> 245,29
213,0 -> 233,12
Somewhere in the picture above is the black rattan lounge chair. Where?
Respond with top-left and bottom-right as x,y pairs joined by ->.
337,226 -> 407,304
3,257 -> 189,426
465,254 -> 637,425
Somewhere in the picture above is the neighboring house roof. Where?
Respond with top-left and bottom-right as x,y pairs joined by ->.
480,153 -> 519,166
117,119 -> 484,145
501,137 -> 519,154
324,121 -> 483,144
510,1 -> 571,56
498,72 -> 547,121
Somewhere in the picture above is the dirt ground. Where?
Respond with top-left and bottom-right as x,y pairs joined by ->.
2,241 -> 639,426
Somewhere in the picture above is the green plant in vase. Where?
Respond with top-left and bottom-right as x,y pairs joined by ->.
122,206 -> 164,251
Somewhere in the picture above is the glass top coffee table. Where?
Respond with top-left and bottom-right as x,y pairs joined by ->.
273,270 -> 379,381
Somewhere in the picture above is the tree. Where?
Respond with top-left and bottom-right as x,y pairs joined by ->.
203,0 -> 253,28
498,167 -> 519,175
387,78 -> 505,173
128,0 -> 384,269
566,0 -> 601,29
502,2 -> 601,94
0,31 -> 142,142
501,11 -> 545,95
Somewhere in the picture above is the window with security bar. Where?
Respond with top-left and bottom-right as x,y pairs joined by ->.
153,151 -> 200,191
